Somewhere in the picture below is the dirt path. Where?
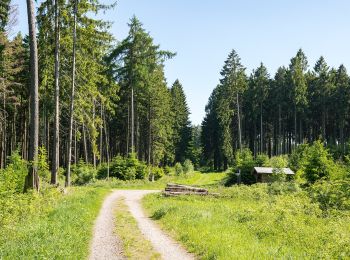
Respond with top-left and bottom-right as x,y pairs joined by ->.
90,190 -> 194,260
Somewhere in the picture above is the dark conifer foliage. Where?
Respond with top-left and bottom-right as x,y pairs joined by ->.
201,49 -> 350,170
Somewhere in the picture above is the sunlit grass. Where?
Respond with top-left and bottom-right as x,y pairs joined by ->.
91,171 -> 228,190
143,185 -> 350,259
0,187 -> 109,259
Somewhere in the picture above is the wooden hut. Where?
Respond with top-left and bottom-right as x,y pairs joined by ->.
252,167 -> 294,182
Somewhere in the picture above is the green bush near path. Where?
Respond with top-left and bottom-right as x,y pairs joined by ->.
143,184 -> 350,259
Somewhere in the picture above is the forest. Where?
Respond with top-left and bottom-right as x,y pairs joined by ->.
0,0 -> 199,190
0,0 -> 350,259
202,49 -> 350,170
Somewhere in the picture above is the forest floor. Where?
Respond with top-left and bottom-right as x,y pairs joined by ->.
90,190 -> 194,260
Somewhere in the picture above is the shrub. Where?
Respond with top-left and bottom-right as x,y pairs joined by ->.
150,167 -> 164,181
183,159 -> 194,174
38,146 -> 50,183
108,154 -> 148,181
71,161 -> 97,185
227,148 -> 255,185
310,179 -> 350,211
174,162 -> 183,175
164,166 -> 173,175
256,153 -> 269,166
0,151 -> 27,194
291,141 -> 340,184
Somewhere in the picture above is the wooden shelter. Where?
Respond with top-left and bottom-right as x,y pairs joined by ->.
252,167 -> 294,182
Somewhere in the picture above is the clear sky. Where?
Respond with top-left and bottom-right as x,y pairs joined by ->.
11,0 -> 350,125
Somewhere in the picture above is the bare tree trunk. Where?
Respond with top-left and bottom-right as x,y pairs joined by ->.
260,103 -> 263,154
99,103 -> 103,164
236,93 -> 242,152
92,100 -> 96,168
25,0 -> 39,192
66,0 -> 77,187
83,123 -> 88,163
74,120 -> 77,164
51,0 -> 60,185
103,109 -> 110,179
294,106 -> 297,150
340,121 -> 345,155
126,103 -> 129,155
131,86 -> 134,154
1,86 -> 5,169
278,105 -> 281,155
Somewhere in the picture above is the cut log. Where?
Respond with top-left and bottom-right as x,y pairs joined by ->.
163,183 -> 209,196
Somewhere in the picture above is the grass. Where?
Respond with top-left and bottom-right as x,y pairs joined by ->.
0,187 -> 110,259
114,198 -> 160,259
142,183 -> 350,259
91,171 -> 228,190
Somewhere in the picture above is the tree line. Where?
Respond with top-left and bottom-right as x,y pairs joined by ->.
202,49 -> 350,170
0,1 -> 195,190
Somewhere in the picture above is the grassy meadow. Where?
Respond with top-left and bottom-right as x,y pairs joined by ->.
143,181 -> 350,259
90,171 -> 227,190
0,187 -> 109,259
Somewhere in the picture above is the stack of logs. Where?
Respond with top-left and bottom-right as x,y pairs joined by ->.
164,183 -> 209,196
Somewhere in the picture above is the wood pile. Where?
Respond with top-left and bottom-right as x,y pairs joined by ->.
163,183 -> 209,196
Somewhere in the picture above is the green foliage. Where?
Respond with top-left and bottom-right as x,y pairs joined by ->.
310,179 -> 350,211
37,146 -> 50,183
228,148 -> 255,185
71,161 -> 97,185
0,151 -> 27,194
164,166 -> 173,175
174,162 -> 183,175
183,159 -> 194,174
255,153 -> 269,166
103,154 -> 148,181
150,167 -> 165,181
291,141 -> 343,183
170,80 -> 192,163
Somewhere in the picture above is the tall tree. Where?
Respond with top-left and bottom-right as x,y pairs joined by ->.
217,49 -> 247,168
66,0 -> 77,186
170,79 -> 191,163
25,0 -> 39,191
51,0 -> 60,185
249,63 -> 270,154
288,49 -> 308,147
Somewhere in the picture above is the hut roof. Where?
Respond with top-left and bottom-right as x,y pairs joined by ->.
253,167 -> 294,175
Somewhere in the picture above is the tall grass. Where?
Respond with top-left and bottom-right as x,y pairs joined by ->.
0,187 -> 109,259
143,184 -> 350,259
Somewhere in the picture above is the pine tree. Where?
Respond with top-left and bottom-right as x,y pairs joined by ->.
170,79 -> 191,163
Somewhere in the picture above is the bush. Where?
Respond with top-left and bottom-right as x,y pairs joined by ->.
227,148 -> 255,185
310,179 -> 350,211
38,146 -> 50,183
290,141 -> 342,184
0,151 -> 27,194
164,166 -> 173,175
256,154 -> 269,166
106,154 -> 148,181
150,167 -> 164,181
174,162 -> 183,175
71,161 -> 97,185
183,159 -> 194,174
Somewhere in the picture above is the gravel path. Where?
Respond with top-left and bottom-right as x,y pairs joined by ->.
90,190 -> 194,260
90,191 -> 125,260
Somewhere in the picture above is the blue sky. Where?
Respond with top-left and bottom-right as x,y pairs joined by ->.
12,0 -> 350,125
